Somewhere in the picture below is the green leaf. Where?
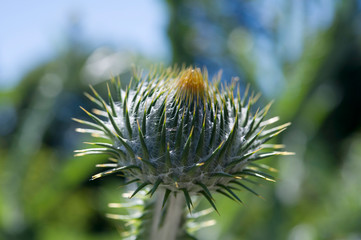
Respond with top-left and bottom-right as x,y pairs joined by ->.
260,128 -> 288,144
142,106 -> 147,135
72,118 -> 103,131
80,106 -> 114,138
130,182 -> 150,198
175,110 -> 185,149
226,148 -> 262,169
165,143 -> 172,169
162,189 -> 171,208
147,178 -> 162,197
74,147 -> 122,158
200,191 -> 219,214
237,169 -> 276,182
116,135 -> 135,158
251,151 -> 294,162
223,99 -> 229,125
137,156 -> 156,173
249,163 -> 278,172
238,127 -> 264,154
182,189 -> 193,212
137,121 -> 150,160
245,109 -> 258,139
110,75 -> 122,102
217,115 -> 238,163
217,184 -> 243,204
216,189 -> 235,202
83,142 -> 126,158
217,109 -> 224,144
125,107 -> 133,138
230,180 -> 263,199
84,92 -> 103,108
241,84 -> 250,107
196,182 -> 214,200
181,127 -> 194,166
195,114 -> 206,156
159,112 -> 167,154
107,83 -> 117,117
209,107 -> 217,147
260,123 -> 291,138
89,85 -> 107,110
106,107 -> 124,138
120,178 -> 140,186
91,165 -> 141,180
242,99 -> 251,127
211,172 -> 234,178
202,141 -> 224,170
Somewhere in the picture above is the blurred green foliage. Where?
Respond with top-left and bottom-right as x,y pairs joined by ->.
1,1 -> 361,239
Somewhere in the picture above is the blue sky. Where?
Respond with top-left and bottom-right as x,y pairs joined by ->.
0,0 -> 170,89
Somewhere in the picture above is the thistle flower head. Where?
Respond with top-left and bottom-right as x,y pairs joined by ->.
175,67 -> 205,100
74,66 -> 292,211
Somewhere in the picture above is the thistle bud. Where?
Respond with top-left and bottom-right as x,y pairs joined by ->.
74,66 -> 292,211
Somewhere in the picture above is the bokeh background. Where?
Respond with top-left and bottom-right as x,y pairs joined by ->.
1,1 -> 361,239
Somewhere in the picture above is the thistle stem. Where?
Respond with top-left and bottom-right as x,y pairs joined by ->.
150,190 -> 185,240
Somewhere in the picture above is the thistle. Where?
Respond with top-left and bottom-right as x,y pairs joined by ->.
74,66 -> 292,239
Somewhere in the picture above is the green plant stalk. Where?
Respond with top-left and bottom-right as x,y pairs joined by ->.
150,190 -> 186,240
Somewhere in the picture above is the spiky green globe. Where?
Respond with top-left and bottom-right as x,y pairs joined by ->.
75,66 -> 292,211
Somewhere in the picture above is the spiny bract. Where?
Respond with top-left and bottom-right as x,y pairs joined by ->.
74,66 -> 292,212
